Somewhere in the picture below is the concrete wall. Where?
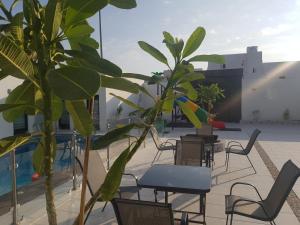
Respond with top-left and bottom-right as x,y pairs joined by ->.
242,61 -> 300,121
208,46 -> 300,122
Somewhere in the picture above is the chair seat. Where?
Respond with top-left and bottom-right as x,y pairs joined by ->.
225,195 -> 270,221
225,148 -> 245,155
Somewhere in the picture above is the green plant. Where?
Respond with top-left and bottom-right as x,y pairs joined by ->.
0,0 -> 138,224
196,83 -> 224,114
80,26 -> 224,224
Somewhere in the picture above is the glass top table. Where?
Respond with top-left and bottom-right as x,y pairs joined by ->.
138,164 -> 212,224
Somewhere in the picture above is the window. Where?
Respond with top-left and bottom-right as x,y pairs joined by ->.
222,64 -> 226,69
13,114 -> 28,135
253,68 -> 256,73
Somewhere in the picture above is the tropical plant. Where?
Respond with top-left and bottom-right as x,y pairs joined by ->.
196,83 -> 225,114
77,26 -> 224,224
0,0 -> 138,224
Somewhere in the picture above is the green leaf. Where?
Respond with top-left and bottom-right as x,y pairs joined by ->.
109,0 -> 137,9
179,72 -> 205,83
65,23 -> 94,39
32,137 -> 56,175
179,82 -> 198,100
70,36 -> 99,50
122,73 -> 151,81
101,76 -> 139,94
92,124 -> 135,149
0,34 -> 36,81
0,2 -> 11,20
32,141 -> 44,174
162,89 -> 175,113
10,12 -> 24,43
0,134 -> 31,157
182,27 -> 206,58
65,45 -> 122,76
9,0 -> 21,13
47,66 -> 100,100
138,41 -> 168,66
100,145 -> 131,200
188,54 -> 225,64
0,104 -> 35,113
52,95 -> 63,121
163,31 -> 175,44
177,101 -> 202,128
65,0 -> 108,27
3,81 -> 35,122
45,0 -> 63,41
65,100 -> 94,136
110,93 -> 144,111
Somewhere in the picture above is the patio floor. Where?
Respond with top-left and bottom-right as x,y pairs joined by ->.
0,123 -> 299,225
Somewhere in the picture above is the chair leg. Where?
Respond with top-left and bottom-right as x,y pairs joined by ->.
151,150 -> 160,165
246,155 -> 256,174
226,153 -> 230,171
230,213 -> 234,225
101,202 -> 108,212
270,220 -> 277,225
156,151 -> 162,161
137,189 -> 141,200
226,214 -> 229,225
84,203 -> 95,224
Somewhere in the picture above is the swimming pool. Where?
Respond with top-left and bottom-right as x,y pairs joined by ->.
0,135 -> 73,196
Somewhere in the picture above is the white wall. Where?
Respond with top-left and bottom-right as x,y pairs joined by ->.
242,61 -> 300,121
0,77 -> 23,138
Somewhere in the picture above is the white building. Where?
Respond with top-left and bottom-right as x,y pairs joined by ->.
1,46 -> 300,138
207,46 -> 300,122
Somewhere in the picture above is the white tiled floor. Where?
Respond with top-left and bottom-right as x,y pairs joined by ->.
1,123 -> 299,225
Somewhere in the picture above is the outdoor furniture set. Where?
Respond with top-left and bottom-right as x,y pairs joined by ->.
76,126 -> 300,225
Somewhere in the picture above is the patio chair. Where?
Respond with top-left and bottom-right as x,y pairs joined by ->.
176,136 -> 206,166
76,151 -> 141,224
225,160 -> 300,225
150,125 -> 177,164
112,198 -> 189,225
225,129 -> 261,173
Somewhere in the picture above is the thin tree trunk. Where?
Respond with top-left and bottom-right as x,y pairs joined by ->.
43,84 -> 57,225
78,99 -> 94,225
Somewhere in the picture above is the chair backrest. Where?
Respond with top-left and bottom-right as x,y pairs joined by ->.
264,160 -> 300,219
76,151 -> 107,196
196,124 -> 213,135
150,125 -> 162,148
177,136 -> 204,166
112,198 -> 174,225
244,129 -> 261,154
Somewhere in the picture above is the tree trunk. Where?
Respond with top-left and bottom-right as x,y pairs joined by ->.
78,98 -> 94,225
43,83 -> 57,225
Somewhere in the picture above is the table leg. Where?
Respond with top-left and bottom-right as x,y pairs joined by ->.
200,194 -> 206,224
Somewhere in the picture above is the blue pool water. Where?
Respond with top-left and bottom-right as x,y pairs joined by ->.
0,136 -> 73,196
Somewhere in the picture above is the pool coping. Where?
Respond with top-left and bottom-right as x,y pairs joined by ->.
0,169 -> 77,216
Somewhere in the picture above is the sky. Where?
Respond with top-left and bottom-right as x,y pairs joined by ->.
88,0 -> 300,76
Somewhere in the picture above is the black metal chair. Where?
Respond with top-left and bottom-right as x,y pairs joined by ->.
225,160 -> 300,225
150,125 -> 177,164
225,129 -> 261,173
176,136 -> 205,166
112,198 -> 189,225
76,151 -> 141,224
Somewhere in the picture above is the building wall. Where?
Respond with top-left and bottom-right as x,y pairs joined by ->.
0,77 -> 22,138
208,46 -> 300,122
